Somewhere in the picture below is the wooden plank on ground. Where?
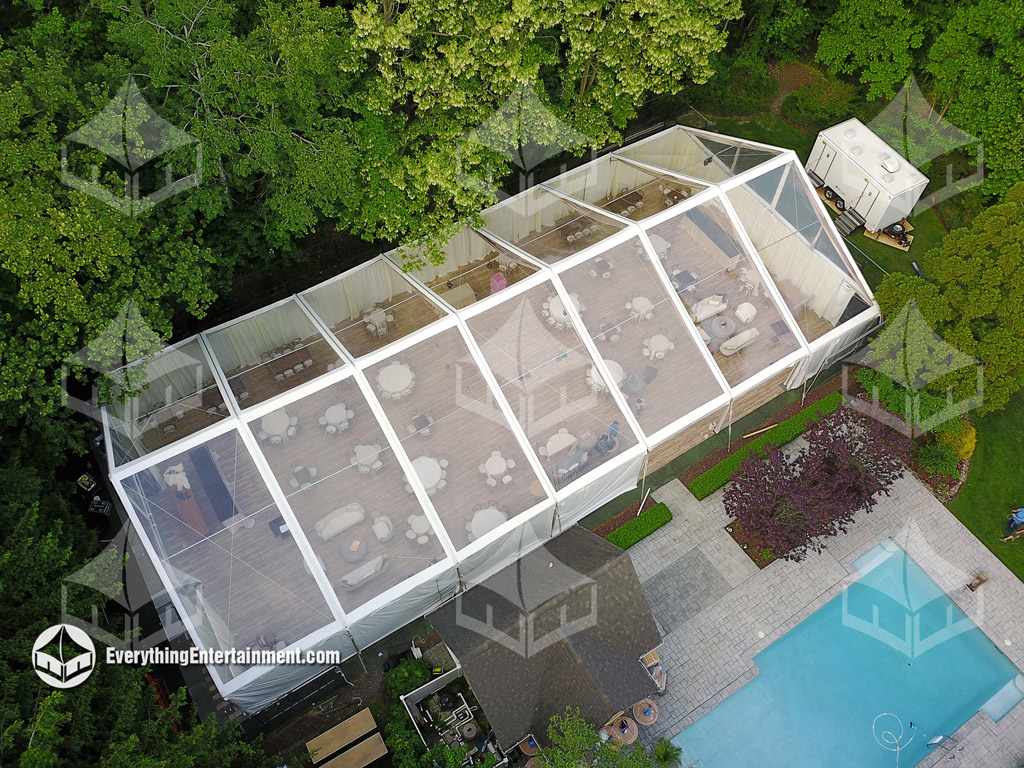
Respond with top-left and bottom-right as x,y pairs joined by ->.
321,733 -> 388,768
306,708 -> 376,764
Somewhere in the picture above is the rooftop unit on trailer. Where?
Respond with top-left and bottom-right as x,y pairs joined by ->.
805,118 -> 928,237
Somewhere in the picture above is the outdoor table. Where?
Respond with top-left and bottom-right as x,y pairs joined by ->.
589,360 -> 625,390
378,362 -> 413,395
707,315 -> 736,339
632,699 -> 659,725
412,456 -> 443,491
485,453 -> 507,477
353,444 -> 381,468
261,410 -> 290,438
547,294 -> 582,324
342,538 -> 367,563
364,309 -> 386,332
645,334 -> 673,357
325,404 -> 349,425
408,515 -> 431,536
629,296 -> 654,319
294,467 -> 313,486
470,507 -> 507,539
648,233 -> 670,257
545,431 -> 578,458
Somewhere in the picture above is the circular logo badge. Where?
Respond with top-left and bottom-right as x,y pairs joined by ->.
32,624 -> 96,688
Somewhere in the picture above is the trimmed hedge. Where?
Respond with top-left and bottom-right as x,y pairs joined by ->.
605,503 -> 673,549
688,391 -> 845,500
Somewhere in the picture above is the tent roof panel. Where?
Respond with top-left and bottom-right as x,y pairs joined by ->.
645,197 -> 803,386
466,280 -> 640,491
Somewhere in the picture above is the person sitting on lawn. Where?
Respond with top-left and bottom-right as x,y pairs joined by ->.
1005,507 -> 1024,533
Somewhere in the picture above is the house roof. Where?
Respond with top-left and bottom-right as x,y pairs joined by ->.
428,526 -> 661,750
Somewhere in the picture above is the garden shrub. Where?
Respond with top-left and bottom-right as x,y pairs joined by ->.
916,442 -> 961,479
781,73 -> 859,133
384,703 -> 425,768
605,503 -> 673,549
855,368 -> 961,434
689,391 -> 845,500
383,657 -> 432,699
936,419 -> 977,461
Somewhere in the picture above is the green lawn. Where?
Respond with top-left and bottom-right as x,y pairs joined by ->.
844,206 -> 946,290
948,389 -> 1024,582
707,113 -> 817,159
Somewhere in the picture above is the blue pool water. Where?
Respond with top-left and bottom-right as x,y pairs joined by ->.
673,541 -> 1024,767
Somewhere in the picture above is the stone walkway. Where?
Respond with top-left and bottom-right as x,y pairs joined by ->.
628,473 -> 1024,767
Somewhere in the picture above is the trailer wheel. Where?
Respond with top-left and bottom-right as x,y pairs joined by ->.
887,222 -> 906,235
823,187 -> 835,201
834,197 -> 846,211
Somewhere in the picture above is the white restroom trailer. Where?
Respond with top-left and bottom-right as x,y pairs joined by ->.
805,118 -> 928,234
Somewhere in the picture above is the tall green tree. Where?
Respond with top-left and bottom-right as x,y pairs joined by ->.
873,181 -> 1024,413
537,708 -> 653,768
816,0 -> 924,100
925,0 -> 1024,197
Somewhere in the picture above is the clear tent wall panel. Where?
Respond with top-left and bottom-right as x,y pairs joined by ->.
205,300 -> 339,408
400,226 -> 538,309
364,326 -> 545,551
479,186 -> 626,264
248,377 -> 446,613
118,429 -> 334,679
546,154 -> 707,222
557,236 -> 726,436
617,126 -> 782,184
302,260 -> 447,358
465,280 -> 639,492
456,505 -> 556,588
725,161 -> 870,339
645,198 -> 802,387
106,339 -> 230,465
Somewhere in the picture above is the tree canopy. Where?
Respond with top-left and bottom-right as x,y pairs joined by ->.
873,181 -> 1024,413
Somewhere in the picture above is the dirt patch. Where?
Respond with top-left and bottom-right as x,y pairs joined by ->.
724,523 -> 777,568
592,494 -> 661,537
678,372 -> 861,489
768,60 -> 821,114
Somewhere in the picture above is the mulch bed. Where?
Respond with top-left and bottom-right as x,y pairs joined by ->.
678,372 -> 862,488
724,523 -> 777,569
592,494 -> 660,537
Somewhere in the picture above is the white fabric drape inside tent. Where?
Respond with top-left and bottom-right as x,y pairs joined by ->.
207,305 -> 318,372
411,228 -> 489,283
305,261 -> 410,326
729,185 -> 856,322
345,566 -> 460,649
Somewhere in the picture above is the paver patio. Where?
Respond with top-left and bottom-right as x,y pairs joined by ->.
630,472 -> 1024,767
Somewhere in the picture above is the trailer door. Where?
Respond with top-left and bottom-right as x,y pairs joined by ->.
855,182 -> 883,230
809,140 -> 836,179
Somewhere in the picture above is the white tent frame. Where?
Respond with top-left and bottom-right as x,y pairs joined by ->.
101,124 -> 880,712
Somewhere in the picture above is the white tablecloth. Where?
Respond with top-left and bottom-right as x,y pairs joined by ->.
325,404 -> 348,425
547,294 -> 581,323
163,464 -> 190,491
412,456 -> 443,490
471,507 -> 507,539
590,359 -> 625,389
261,410 -> 290,437
630,296 -> 654,316
646,334 -> 673,355
545,432 -> 578,457
485,454 -> 507,476
378,362 -> 413,394
648,234 -> 670,257
353,444 -> 380,467
365,309 -> 386,329
408,514 -> 431,535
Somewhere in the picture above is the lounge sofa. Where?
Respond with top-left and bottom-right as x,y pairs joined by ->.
691,295 -> 728,323
720,326 -> 760,356
339,555 -> 390,591
315,503 -> 365,542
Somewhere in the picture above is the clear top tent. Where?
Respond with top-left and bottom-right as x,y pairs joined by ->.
102,126 -> 879,712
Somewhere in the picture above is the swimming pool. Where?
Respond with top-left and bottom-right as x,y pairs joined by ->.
673,540 -> 1024,767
